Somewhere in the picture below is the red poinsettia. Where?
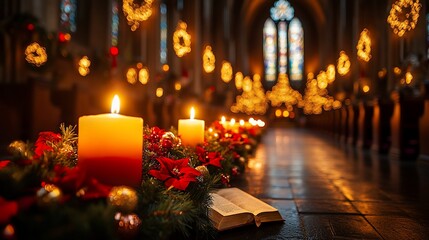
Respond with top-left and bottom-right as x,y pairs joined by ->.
149,157 -> 201,191
48,165 -> 112,200
33,132 -> 62,159
195,146 -> 223,168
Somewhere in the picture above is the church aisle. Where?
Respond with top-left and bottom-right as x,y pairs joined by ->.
219,127 -> 429,239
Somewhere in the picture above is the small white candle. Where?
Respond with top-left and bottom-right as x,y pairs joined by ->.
178,107 -> 205,146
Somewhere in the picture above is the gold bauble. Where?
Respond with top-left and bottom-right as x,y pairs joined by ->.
114,212 -> 142,237
195,165 -> 210,178
108,186 -> 138,213
8,140 -> 27,157
36,184 -> 62,206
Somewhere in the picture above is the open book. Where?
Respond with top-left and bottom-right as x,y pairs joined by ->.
209,188 -> 284,231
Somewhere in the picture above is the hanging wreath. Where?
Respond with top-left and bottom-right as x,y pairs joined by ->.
356,29 -> 371,62
25,42 -> 48,67
122,0 -> 154,31
203,46 -> 216,73
173,21 -> 191,57
387,0 -> 421,37
337,51 -> 350,76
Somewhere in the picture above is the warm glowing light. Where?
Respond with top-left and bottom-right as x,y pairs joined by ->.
64,33 -> 71,41
208,128 -> 213,133
326,64 -> 336,83
3,224 -> 15,237
235,72 -> 244,90
122,0 -> 154,31
394,67 -> 402,75
387,0 -> 421,37
317,71 -> 328,89
203,45 -> 216,73
282,110 -> 289,118
25,42 -> 47,67
239,119 -> 245,126
136,62 -> 143,69
138,67 -> 149,84
111,95 -> 120,114
162,64 -> 169,72
173,21 -> 191,57
337,51 -> 351,76
362,85 -> 370,93
405,71 -> 413,84
378,68 -> 387,78
174,82 -> 182,91
307,72 -> 314,80
242,77 -> 252,92
221,61 -> 233,83
156,87 -> 164,97
126,68 -> 137,84
253,74 -> 261,82
275,109 -> 282,117
221,116 -> 226,124
78,56 -> 91,76
257,120 -> 265,127
230,118 -> 236,125
357,29 -> 371,62
190,107 -> 195,119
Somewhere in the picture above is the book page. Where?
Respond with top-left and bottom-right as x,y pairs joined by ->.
210,193 -> 251,216
215,188 -> 279,216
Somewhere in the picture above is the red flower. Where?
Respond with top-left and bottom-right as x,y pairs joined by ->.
34,132 -> 62,159
149,157 -> 201,191
196,146 -> 223,168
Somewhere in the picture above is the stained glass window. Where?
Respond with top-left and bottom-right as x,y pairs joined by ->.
60,0 -> 77,33
264,0 -> 303,82
263,19 -> 277,82
289,18 -> 304,81
278,21 -> 287,74
160,2 -> 168,64
111,0 -> 119,47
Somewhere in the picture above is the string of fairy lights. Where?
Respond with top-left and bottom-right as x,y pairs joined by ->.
23,0 -> 422,116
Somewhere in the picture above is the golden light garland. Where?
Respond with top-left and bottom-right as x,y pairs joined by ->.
122,0 -> 154,31
173,21 -> 191,57
78,56 -> 91,76
387,0 -> 421,37
266,73 -> 302,107
221,61 -> 233,83
231,75 -> 267,115
317,71 -> 328,89
357,29 -> 371,62
25,42 -> 47,67
203,45 -> 215,73
337,51 -> 350,76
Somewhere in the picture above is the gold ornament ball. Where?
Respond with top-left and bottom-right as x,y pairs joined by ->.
108,186 -> 138,213
8,140 -> 27,156
161,132 -> 182,147
195,165 -> 210,178
114,212 -> 141,237
36,184 -> 62,207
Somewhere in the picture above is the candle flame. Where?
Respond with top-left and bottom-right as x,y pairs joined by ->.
221,116 -> 226,124
190,107 -> 195,119
111,95 -> 120,114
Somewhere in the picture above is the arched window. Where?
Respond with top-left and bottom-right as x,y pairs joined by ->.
160,2 -> 168,65
289,18 -> 304,81
263,19 -> 277,82
60,0 -> 77,33
263,0 -> 304,82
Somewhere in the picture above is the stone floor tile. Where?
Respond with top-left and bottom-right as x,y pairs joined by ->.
366,216 -> 429,240
296,199 -> 359,214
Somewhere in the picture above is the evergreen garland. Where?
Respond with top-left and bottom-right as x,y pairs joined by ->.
0,121 -> 263,239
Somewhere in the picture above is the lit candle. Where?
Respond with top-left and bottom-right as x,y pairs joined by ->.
178,107 -> 205,146
78,95 -> 143,186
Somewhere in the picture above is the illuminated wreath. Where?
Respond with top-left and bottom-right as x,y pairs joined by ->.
356,29 -> 371,62
78,56 -> 91,76
122,0 -> 154,31
203,46 -> 215,73
173,21 -> 191,57
387,0 -> 421,37
25,42 -> 48,67
337,51 -> 350,76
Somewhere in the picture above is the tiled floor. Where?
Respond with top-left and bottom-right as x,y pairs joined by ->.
218,127 -> 429,239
